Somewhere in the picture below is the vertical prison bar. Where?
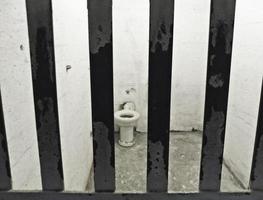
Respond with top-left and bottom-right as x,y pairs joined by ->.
88,0 -> 115,192
199,0 -> 236,191
147,0 -> 174,192
26,0 -> 64,191
250,79 -> 263,190
0,89 -> 11,190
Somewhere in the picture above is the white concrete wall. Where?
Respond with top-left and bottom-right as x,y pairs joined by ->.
170,0 -> 210,131
113,0 -> 149,132
0,0 -> 93,191
222,0 -> 263,189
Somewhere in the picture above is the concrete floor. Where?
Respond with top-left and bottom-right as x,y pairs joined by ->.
115,131 -> 245,193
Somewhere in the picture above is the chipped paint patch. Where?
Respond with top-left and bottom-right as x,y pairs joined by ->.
148,141 -> 167,191
88,0 -> 112,54
36,97 -> 63,179
210,0 -> 236,54
209,74 -> 224,88
150,0 -> 174,52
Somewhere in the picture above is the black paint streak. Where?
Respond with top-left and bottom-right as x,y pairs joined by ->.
88,0 -> 115,192
0,89 -> 11,190
147,0 -> 174,192
199,0 -> 236,191
0,192 -> 263,200
26,0 -> 64,191
250,79 -> 263,191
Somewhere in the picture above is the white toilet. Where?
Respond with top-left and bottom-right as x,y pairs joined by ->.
114,102 -> 140,147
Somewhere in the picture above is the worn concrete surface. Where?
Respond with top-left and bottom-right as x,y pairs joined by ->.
115,131 -> 245,193
87,131 -> 246,193
115,132 -> 147,193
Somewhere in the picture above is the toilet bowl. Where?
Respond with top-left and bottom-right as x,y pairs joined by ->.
114,102 -> 140,147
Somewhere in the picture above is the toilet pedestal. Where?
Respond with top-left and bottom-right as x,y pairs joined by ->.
119,127 -> 135,147
114,102 -> 140,147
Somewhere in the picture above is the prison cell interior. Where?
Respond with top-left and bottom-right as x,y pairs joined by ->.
0,0 -> 263,199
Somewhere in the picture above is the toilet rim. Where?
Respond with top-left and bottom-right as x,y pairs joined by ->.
114,110 -> 140,122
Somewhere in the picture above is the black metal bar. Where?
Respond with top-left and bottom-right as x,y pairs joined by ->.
250,79 -> 263,191
88,0 -> 115,192
147,0 -> 174,192
199,0 -> 236,191
0,192 -> 262,200
0,89 -> 11,190
25,0 -> 64,191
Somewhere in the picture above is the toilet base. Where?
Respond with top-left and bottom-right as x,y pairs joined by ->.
118,139 -> 135,147
118,126 -> 135,147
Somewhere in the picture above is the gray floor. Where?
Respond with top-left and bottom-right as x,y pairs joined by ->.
115,131 -> 245,193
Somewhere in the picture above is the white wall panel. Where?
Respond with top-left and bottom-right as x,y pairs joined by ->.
171,0 -> 210,131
